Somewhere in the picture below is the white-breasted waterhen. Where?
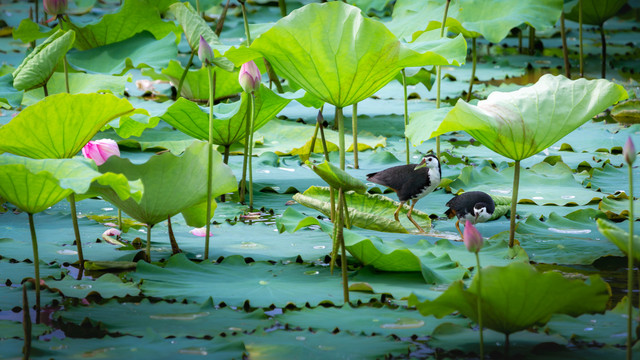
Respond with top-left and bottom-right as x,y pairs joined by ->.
366,154 -> 441,232
445,191 -> 495,239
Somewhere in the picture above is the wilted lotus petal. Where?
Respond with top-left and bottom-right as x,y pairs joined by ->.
190,227 -> 213,237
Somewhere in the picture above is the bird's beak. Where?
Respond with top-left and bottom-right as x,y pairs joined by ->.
414,159 -> 427,170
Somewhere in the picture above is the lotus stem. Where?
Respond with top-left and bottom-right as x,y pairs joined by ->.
628,163 -> 635,360
278,0 -> 287,17
528,26 -> 535,55
248,93 -> 256,210
518,28 -> 522,54
145,223 -> 152,262
43,84 -> 48,97
337,187 -> 349,303
475,252 -> 484,359
240,0 -> 251,46
167,216 -> 181,255
505,333 -> 510,358
263,59 -> 284,93
401,69 -> 410,164
330,214 -> 338,275
560,12 -> 571,78
205,67 -> 216,259
508,160 -> 521,247
317,111 -> 335,222
599,24 -> 607,78
240,105 -> 250,204
352,102 -> 359,169
435,0 -> 451,161
466,37 -> 477,102
308,119 -> 320,162
57,15 -> 70,94
215,0 -> 231,36
67,194 -> 84,279
22,283 -> 32,359
27,213 -> 41,324
337,107 -> 345,170
176,51 -> 196,100
34,0 -> 38,24
117,208 -> 122,230
196,0 -> 201,14
579,0 -> 584,77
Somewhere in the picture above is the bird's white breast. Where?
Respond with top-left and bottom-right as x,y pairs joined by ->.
412,168 -> 441,200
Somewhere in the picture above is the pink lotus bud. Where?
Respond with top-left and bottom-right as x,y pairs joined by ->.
81,139 -> 120,166
198,36 -> 214,67
43,0 -> 68,15
463,220 -> 484,253
102,228 -> 122,237
238,61 -> 261,94
624,136 -> 636,165
190,227 -> 213,237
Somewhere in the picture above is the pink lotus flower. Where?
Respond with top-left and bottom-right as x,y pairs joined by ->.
81,139 -> 120,166
43,0 -> 67,15
463,220 -> 484,253
624,136 -> 636,165
198,35 -> 214,66
102,228 -> 122,237
238,60 -> 261,94
190,227 -> 213,237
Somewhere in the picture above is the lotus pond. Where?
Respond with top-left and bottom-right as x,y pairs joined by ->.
1,0 -> 640,359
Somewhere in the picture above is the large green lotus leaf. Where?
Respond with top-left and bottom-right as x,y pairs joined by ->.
0,93 -> 137,159
66,31 -> 177,75
48,273 -> 140,298
253,120 -> 386,156
159,84 -> 291,145
277,207 -> 527,282
226,2 -> 464,108
427,75 -> 628,161
244,330 -> 412,360
21,72 -> 128,106
101,128 -> 196,155
167,2 -> 233,71
388,0 -> 562,43
449,162 -> 602,206
0,320 -> 51,340
511,210 -> 625,265
599,196 -> 640,221
4,335 -> 245,360
611,99 -> 640,124
55,298 -> 273,337
0,259 -> 67,285
0,156 -> 142,214
293,186 -> 431,233
0,285 -> 61,312
545,297 -> 638,345
142,60 -> 241,101
597,218 -> 640,262
12,29 -> 75,91
91,141 -> 236,227
405,107 -> 452,146
0,73 -> 23,108
127,253 -> 379,307
307,161 -> 367,194
589,163 -> 640,195
12,18 -> 56,43
275,305 -> 470,337
565,0 -> 627,26
408,262 -> 611,335
66,0 -> 180,50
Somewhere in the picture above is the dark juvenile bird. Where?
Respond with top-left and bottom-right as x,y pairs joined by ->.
445,191 -> 495,239
366,155 -> 441,233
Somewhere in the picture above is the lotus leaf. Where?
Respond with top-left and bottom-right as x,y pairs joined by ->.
565,0 -> 627,26
0,155 -> 142,214
90,141 -> 236,227
159,84 -> 291,146
275,304 -> 469,337
49,273 -> 140,299
66,0 -> 180,50
0,259 -> 67,284
597,218 -> 640,262
12,29 -> 75,91
104,129 -> 196,155
12,18 -> 56,43
408,262 -> 611,335
599,196 -> 640,220
66,31 -> 177,75
589,162 -> 640,195
0,93 -> 137,159
307,161 -> 367,194
427,75 -> 628,160
128,253 -> 379,307
21,72 -> 128,106
611,100 -> 640,124
0,285 -> 61,312
55,298 -> 273,337
142,60 -> 241,101
0,73 -> 23,108
226,2 -> 465,108
0,321 -> 50,340
293,186 -> 431,233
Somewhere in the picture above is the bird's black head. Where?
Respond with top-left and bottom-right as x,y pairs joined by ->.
415,154 -> 441,175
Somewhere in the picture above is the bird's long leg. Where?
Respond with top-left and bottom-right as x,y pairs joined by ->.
394,201 -> 406,222
455,219 -> 463,240
407,199 -> 425,233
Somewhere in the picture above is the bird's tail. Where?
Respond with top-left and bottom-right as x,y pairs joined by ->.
444,208 -> 456,219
